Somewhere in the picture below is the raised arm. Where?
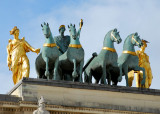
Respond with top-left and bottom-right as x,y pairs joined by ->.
77,19 -> 83,38
22,37 -> 40,54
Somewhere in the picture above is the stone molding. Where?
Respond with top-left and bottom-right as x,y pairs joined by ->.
0,101 -> 152,114
4,78 -> 160,114
8,78 -> 160,96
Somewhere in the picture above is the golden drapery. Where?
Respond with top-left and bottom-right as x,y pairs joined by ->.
7,26 -> 40,85
128,40 -> 153,88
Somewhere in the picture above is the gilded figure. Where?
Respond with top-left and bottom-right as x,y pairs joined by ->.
128,40 -> 153,88
7,26 -> 40,85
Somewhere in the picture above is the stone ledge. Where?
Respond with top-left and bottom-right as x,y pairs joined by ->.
7,78 -> 160,113
0,94 -> 21,102
8,78 -> 160,96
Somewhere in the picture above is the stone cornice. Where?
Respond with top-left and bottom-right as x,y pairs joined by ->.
8,78 -> 160,96
0,101 -> 152,114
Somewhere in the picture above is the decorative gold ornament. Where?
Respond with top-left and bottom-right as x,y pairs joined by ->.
43,43 -> 56,47
80,19 -> 83,30
122,51 -> 137,56
69,44 -> 82,48
7,26 -> 40,85
102,47 -> 116,52
128,40 -> 153,88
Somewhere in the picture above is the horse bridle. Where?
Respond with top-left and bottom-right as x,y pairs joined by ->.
111,31 -> 118,42
48,29 -> 51,37
102,31 -> 117,52
122,35 -> 139,56
132,35 -> 139,45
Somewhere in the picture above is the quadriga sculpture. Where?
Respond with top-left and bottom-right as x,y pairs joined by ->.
58,23 -> 84,82
112,33 -> 145,87
35,22 -> 60,80
84,28 -> 122,85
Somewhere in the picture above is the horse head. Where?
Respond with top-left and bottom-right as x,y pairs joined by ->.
110,28 -> 122,44
131,32 -> 143,48
68,24 -> 77,40
41,22 -> 51,38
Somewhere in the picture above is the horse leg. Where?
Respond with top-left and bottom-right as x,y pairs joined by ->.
106,69 -> 111,85
134,66 -> 146,86
111,63 -> 118,85
72,59 -> 78,82
118,64 -> 123,82
101,64 -> 107,85
123,65 -> 129,87
53,58 -> 60,80
43,56 -> 50,80
95,79 -> 99,84
79,60 -> 84,83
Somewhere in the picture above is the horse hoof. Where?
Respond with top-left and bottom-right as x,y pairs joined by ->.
79,78 -> 83,83
101,80 -> 107,85
72,72 -> 78,78
118,77 -> 122,82
141,79 -> 145,85
45,71 -> 50,77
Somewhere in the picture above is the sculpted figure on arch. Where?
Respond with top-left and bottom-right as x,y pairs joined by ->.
128,40 -> 153,88
58,19 -> 84,82
54,19 -> 83,54
54,25 -> 70,54
7,26 -> 40,85
33,96 -> 50,114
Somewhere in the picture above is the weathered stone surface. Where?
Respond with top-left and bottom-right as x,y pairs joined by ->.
0,94 -> 21,102
6,78 -> 160,113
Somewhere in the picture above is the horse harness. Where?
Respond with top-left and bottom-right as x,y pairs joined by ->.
131,35 -> 140,45
122,35 -> 138,56
102,30 -> 117,52
69,44 -> 82,48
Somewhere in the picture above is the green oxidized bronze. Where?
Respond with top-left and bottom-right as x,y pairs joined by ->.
58,20 -> 84,82
84,28 -> 122,85
54,25 -> 70,54
109,33 -> 146,87
33,19 -> 146,87
35,22 -> 60,80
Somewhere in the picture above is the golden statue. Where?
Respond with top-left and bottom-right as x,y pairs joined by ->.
7,26 -> 40,85
128,40 -> 153,88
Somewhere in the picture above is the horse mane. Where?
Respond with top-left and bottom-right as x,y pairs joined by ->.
124,33 -> 134,44
103,30 -> 112,41
106,30 -> 112,37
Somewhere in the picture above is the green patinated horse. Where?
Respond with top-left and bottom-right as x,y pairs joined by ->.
84,28 -> 122,85
35,22 -> 60,80
117,32 -> 145,86
58,23 -> 84,82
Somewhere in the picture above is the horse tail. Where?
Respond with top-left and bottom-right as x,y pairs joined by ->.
84,70 -> 88,83
82,52 -> 98,72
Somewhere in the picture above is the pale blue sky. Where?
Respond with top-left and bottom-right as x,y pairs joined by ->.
0,0 -> 160,93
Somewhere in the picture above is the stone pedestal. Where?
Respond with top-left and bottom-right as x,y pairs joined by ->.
1,78 -> 160,114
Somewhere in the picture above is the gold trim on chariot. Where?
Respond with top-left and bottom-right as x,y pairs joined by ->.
123,51 -> 137,56
102,47 -> 116,52
43,43 -> 56,47
69,44 -> 82,48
